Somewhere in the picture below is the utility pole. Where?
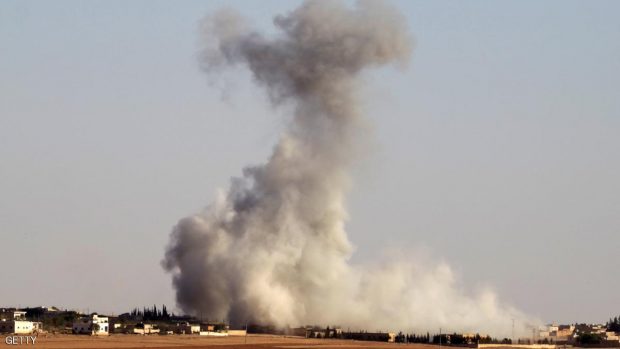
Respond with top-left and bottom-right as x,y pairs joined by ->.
245,322 -> 248,345
512,318 -> 515,344
439,328 -> 442,349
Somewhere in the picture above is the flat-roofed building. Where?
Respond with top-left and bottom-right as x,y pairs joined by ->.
0,309 -> 26,321
0,320 -> 35,334
72,314 -> 109,335
176,322 -> 200,334
133,323 -> 160,335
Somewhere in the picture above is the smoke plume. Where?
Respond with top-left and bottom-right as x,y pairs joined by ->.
164,0 -> 533,336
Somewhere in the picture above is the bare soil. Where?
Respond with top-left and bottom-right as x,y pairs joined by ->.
21,334 -> 437,349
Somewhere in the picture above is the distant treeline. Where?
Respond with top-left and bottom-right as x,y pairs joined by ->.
608,316 -> 620,332
124,305 -> 173,321
395,332 -> 511,345
316,328 -> 513,345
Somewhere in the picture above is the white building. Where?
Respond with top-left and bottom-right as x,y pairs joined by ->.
133,323 -> 160,335
72,314 -> 109,335
199,331 -> 228,336
0,310 -> 27,321
176,322 -> 200,334
605,332 -> 619,341
0,320 -> 35,334
228,329 -> 248,336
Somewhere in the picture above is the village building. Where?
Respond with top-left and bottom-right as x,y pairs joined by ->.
0,320 -> 36,334
133,323 -> 160,335
227,329 -> 247,336
0,309 -> 27,321
175,322 -> 200,334
72,314 -> 109,335
605,331 -> 619,341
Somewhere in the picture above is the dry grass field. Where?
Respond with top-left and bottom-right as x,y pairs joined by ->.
24,334 -> 437,349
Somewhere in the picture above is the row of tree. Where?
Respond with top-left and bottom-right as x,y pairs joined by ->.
125,304 -> 172,321
608,316 -> 620,332
394,332 -> 432,343
393,332 -> 511,345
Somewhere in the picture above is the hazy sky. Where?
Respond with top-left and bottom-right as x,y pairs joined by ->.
1,0 -> 618,325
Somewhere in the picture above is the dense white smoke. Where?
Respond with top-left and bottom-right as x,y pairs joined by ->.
163,0 -> 534,337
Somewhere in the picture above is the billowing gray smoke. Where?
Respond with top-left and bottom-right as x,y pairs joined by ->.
164,0 -> 534,336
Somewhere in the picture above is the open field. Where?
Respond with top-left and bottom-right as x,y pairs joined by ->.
14,334 -> 437,349
8,334 -> 618,349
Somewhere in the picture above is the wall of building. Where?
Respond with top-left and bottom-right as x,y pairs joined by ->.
0,320 -> 34,334
200,331 -> 228,336
72,315 -> 109,335
479,345 -> 557,349
228,330 -> 247,336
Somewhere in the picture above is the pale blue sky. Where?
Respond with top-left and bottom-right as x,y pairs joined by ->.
0,0 -> 618,324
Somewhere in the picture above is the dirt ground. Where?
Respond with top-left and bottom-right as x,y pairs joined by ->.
17,334 -> 437,349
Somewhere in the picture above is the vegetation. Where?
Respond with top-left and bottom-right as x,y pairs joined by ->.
576,333 -> 604,345
608,316 -> 620,332
126,305 -> 172,321
396,332 -> 431,343
21,307 -> 79,331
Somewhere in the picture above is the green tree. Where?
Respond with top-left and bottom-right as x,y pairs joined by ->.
577,333 -> 603,345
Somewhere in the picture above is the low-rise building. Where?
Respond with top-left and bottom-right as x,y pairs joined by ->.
176,322 -> 200,334
557,325 -> 575,339
199,331 -> 228,336
0,320 -> 35,334
133,323 -> 160,335
72,314 -> 109,335
0,309 -> 27,321
228,329 -> 247,336
325,327 -> 343,338
605,331 -> 619,341
201,322 -> 228,332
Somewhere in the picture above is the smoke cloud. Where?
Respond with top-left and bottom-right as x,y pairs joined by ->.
163,0 -> 534,336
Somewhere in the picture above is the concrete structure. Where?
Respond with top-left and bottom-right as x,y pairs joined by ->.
228,329 -> 247,336
325,327 -> 343,338
109,322 -> 124,334
557,325 -> 575,338
199,331 -> 228,336
0,309 -> 26,321
201,322 -> 228,332
537,324 -> 574,342
72,314 -> 109,335
606,332 -> 619,341
176,322 -> 200,334
0,320 -> 35,334
478,345 -> 556,349
133,323 -> 160,335
32,322 -> 43,333
536,323 -> 620,346
195,322 -> 230,336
